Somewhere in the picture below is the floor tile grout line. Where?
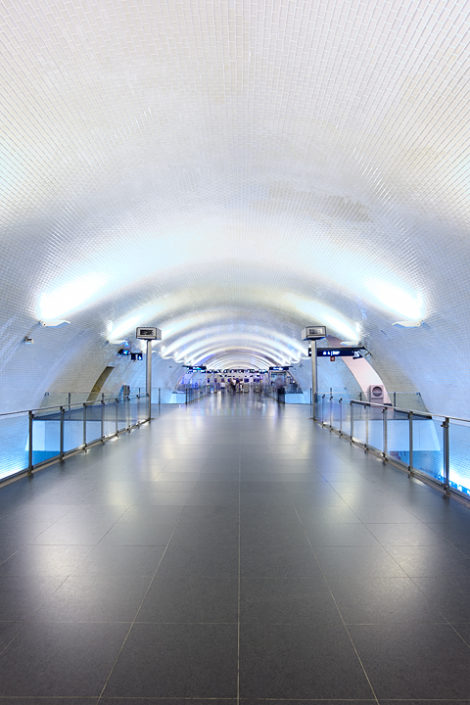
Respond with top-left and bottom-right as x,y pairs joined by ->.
365,526 -> 464,635
294,506 -> 380,705
95,520 -> 180,704
311,452 -> 468,640
446,621 -> 470,650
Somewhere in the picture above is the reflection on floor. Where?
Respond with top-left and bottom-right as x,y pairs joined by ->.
0,392 -> 469,704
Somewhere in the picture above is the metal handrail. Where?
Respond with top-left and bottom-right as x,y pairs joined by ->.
0,394 -> 151,484
0,396 -> 136,418
317,394 -> 469,502
350,398 -> 469,424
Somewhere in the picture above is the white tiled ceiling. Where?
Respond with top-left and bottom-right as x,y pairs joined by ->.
0,1 -> 469,414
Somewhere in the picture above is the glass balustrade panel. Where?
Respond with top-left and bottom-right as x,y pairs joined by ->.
85,404 -> 101,443
449,420 -> 470,497
411,414 -> 444,483
351,403 -> 368,444
31,407 -> 61,465
0,413 -> 30,480
387,408 -> 410,465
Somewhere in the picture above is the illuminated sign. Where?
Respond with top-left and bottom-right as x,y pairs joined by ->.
135,326 -> 162,340
269,366 -> 289,371
316,347 -> 365,358
302,325 -> 327,340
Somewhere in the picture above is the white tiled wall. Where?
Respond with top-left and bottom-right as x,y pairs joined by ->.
1,1 -> 469,416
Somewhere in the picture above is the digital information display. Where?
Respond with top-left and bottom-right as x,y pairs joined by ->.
136,327 -> 162,340
302,325 -> 327,340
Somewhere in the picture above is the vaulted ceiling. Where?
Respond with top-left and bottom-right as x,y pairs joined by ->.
1,1 -> 469,414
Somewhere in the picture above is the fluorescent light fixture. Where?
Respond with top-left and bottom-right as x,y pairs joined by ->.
108,315 -> 142,343
366,279 -> 424,320
284,294 -> 361,343
39,273 -> 107,320
322,315 -> 359,342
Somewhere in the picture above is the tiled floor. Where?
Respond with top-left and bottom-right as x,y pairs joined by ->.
0,392 -> 469,704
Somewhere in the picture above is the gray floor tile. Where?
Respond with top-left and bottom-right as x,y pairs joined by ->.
378,701 -> 470,705
386,544 -> 470,577
239,622 -> 373,698
101,700 -> 235,705
179,505 -> 238,522
172,521 -> 238,547
103,623 -> 237,698
29,515 -> 120,545
137,573 -> 238,623
240,577 -> 339,624
315,545 -> 407,578
240,701 -> 376,705
0,575 -> 64,620
412,574 -> 470,622
304,521 -> 379,546
329,576 -> 445,624
240,541 -> 321,578
366,521 -> 449,545
296,503 -> 362,523
99,518 -> 175,546
0,621 -> 128,696
0,545 -> 91,576
159,542 -> 238,577
452,623 -> 470,646
0,699 -> 97,704
72,545 -> 165,576
350,623 -> 470,698
0,622 -> 20,653
344,504 -> 423,523
34,574 -> 152,622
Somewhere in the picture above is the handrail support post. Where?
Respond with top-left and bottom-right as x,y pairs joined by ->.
101,399 -> 105,441
60,406 -> 65,460
442,416 -> 450,496
28,410 -> 34,474
408,411 -> 414,475
82,403 -> 87,449
382,405 -> 388,460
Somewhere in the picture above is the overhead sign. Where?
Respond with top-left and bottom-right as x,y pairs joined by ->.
316,347 -> 364,358
269,366 -> 289,371
136,327 -> 162,340
187,365 -> 207,371
302,325 -> 327,340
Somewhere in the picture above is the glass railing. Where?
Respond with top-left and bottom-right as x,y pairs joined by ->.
0,395 -> 150,483
316,394 -> 470,501
356,390 -> 427,412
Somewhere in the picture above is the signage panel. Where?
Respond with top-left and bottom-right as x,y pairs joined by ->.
302,326 -> 327,340
317,347 -> 364,358
136,326 -> 162,340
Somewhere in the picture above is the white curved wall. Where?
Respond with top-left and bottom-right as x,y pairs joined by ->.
1,1 -> 469,416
